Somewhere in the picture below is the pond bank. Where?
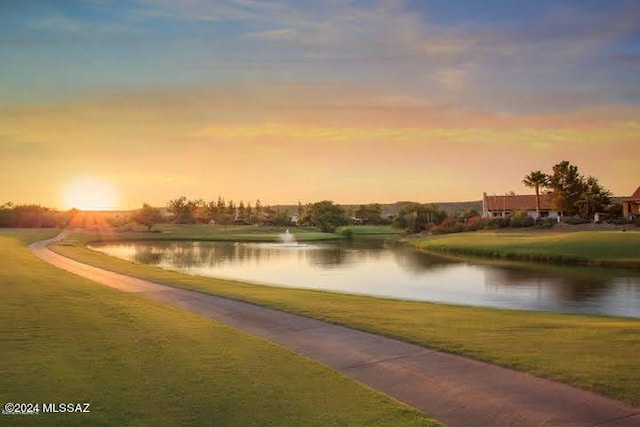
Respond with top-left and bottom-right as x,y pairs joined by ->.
410,230 -> 640,269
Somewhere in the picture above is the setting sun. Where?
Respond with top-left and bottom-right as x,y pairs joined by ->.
61,176 -> 118,211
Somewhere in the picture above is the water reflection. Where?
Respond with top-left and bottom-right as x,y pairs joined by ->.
484,266 -> 612,302
391,245 -> 461,275
89,240 -> 640,318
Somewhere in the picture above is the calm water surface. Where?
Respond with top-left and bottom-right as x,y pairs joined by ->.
89,240 -> 640,318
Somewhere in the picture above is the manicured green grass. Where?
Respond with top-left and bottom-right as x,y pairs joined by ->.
339,225 -> 403,235
80,224 -> 402,244
52,232 -> 640,407
88,223 -> 342,243
413,230 -> 640,268
1,229 -> 438,426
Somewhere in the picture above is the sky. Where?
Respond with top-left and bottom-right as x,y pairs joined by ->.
1,0 -> 639,210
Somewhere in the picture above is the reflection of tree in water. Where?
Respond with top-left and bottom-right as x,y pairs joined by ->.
129,241 -> 298,270
306,246 -> 352,268
164,242 -> 200,269
199,242 -> 288,267
132,244 -> 164,265
391,246 -> 459,275
483,265 -> 640,302
129,240 -> 461,272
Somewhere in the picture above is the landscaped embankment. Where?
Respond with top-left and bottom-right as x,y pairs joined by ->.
412,230 -> 640,268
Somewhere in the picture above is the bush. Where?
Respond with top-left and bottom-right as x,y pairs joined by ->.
463,216 -> 483,232
340,228 -> 354,240
564,216 -> 590,225
429,218 -> 465,235
534,218 -> 556,229
607,217 -> 634,225
483,217 -> 510,229
510,211 -> 534,228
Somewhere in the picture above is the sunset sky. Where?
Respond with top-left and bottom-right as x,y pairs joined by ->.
2,0 -> 639,210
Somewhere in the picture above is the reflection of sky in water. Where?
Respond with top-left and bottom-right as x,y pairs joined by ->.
89,241 -> 640,318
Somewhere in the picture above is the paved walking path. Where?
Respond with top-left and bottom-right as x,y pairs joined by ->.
30,236 -> 640,427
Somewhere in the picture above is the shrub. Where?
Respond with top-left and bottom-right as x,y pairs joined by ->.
564,216 -> 590,225
438,217 -> 460,228
608,217 -> 634,225
463,216 -> 483,232
484,217 -> 510,229
429,217 -> 466,235
510,210 -> 534,228
534,218 -> 555,229
341,228 -> 354,240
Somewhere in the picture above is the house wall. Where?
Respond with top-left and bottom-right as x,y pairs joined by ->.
623,202 -> 639,218
530,210 -> 561,219
484,209 -> 561,219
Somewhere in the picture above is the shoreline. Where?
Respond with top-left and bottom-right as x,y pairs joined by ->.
410,229 -> 640,269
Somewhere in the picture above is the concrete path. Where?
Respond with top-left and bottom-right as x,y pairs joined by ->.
30,236 -> 640,427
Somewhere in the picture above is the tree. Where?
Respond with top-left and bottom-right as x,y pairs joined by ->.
576,176 -> 611,219
460,207 -> 480,221
132,203 -> 163,231
246,202 -> 253,224
354,203 -> 384,225
548,161 -> 584,217
522,170 -> 549,220
270,209 -> 291,227
205,201 -> 218,223
226,200 -> 236,216
188,199 -> 207,223
546,161 -> 612,219
302,201 -> 349,233
167,196 -> 195,224
237,201 -> 247,223
0,203 -> 61,228
262,205 -> 277,224
393,203 -> 448,233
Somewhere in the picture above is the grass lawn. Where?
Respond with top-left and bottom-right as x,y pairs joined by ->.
71,224 -> 402,245
412,230 -> 640,268
339,225 -> 403,235
101,223 -> 342,242
51,229 -> 640,407
1,229 -> 438,426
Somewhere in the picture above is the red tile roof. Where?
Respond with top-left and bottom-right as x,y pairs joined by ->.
483,194 -> 554,212
623,186 -> 640,201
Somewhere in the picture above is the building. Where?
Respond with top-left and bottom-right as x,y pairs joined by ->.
622,186 -> 640,219
482,192 -> 561,219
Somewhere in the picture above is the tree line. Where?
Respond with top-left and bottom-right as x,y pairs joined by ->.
0,203 -> 64,228
133,197 -> 398,233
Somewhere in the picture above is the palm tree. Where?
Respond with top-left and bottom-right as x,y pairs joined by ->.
522,171 -> 549,220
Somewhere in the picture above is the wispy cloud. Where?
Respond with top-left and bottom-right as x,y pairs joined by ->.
242,28 -> 297,40
28,15 -> 142,38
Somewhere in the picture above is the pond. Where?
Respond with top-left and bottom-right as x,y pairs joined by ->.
89,239 -> 640,318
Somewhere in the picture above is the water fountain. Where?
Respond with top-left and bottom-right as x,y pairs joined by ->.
280,228 -> 296,244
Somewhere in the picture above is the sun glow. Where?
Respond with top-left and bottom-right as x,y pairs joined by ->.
62,176 -> 118,211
